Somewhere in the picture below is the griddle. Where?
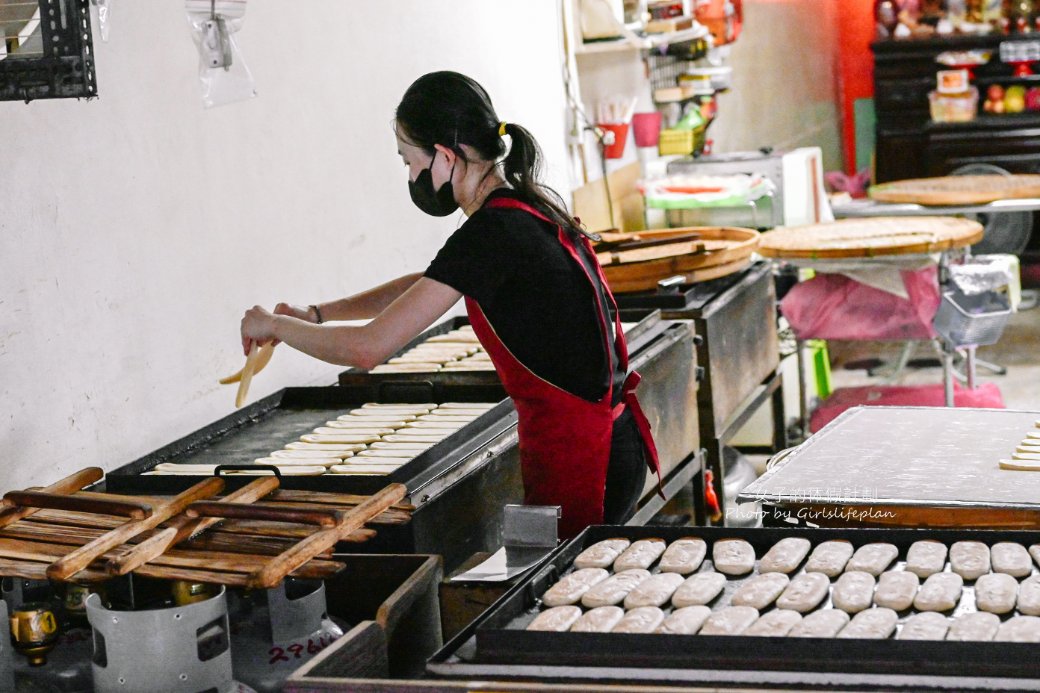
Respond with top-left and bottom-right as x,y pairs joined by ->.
428,524 -> 1040,690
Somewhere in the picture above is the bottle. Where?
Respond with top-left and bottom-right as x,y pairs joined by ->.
875,0 -> 900,37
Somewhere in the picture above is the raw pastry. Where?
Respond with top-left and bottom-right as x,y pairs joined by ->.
623,572 -> 686,609
699,606 -> 759,636
846,543 -> 898,576
897,612 -> 949,641
658,537 -> 707,574
730,573 -> 789,610
527,606 -> 582,631
350,407 -> 427,416
671,572 -> 727,608
311,427 -> 393,437
369,441 -> 433,451
614,538 -> 667,572
253,457 -> 338,467
393,429 -> 451,438
570,606 -> 625,633
1017,575 -> 1040,616
947,611 -> 1001,641
1030,543 -> 1040,569
990,542 -> 1032,577
974,572 -> 1018,614
998,459 -> 1040,471
745,609 -> 803,637
360,402 -> 436,411
581,569 -> 651,608
541,568 -> 610,607
612,606 -> 665,634
268,449 -> 350,460
759,537 -> 811,574
382,434 -> 445,443
284,441 -> 366,453
913,572 -> 964,612
949,541 -> 990,580
656,605 -> 711,635
837,607 -> 898,639
573,538 -> 630,570
873,571 -> 919,611
789,609 -> 849,638
300,433 -> 383,445
832,571 -> 876,614
905,540 -> 947,578
995,615 -> 1040,643
804,540 -> 853,577
775,572 -> 830,613
712,539 -> 756,576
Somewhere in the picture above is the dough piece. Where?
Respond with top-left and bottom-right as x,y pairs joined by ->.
356,449 -> 419,459
527,606 -> 582,632
382,434 -> 445,443
947,611 -> 1001,641
1031,543 -> 1040,569
699,606 -> 759,636
541,568 -> 610,607
837,607 -> 898,639
325,420 -> 408,429
896,612 -> 949,641
998,459 -> 1040,471
392,428 -> 450,438
712,539 -> 756,576
832,571 -> 876,614
269,449 -> 351,460
913,572 -> 964,612
581,569 -> 651,608
614,538 -> 667,572
789,609 -> 850,638
671,572 -> 727,608
284,441 -> 366,453
253,457 -> 339,467
611,606 -> 665,634
327,464 -> 397,475
428,408 -> 488,417
846,543 -> 898,576
656,606 -> 712,635
990,542 -> 1032,577
1017,575 -> 1040,616
570,606 -> 625,633
745,609 -> 803,637
300,433 -> 383,444
152,463 -> 217,474
1013,451 -> 1040,461
573,538 -> 630,570
345,410 -> 422,419
804,540 -> 854,577
974,572 -> 1018,614
730,573 -> 790,610
775,572 -> 830,613
873,571 -> 919,611
759,537 -> 812,574
361,402 -> 436,411
995,615 -> 1040,643
623,572 -> 686,609
437,401 -> 494,409
312,427 -> 395,437
905,540 -> 948,578
950,541 -> 991,580
369,441 -> 433,451
658,537 -> 707,575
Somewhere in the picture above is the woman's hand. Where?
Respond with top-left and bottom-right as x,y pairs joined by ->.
273,302 -> 317,323
240,305 -> 280,355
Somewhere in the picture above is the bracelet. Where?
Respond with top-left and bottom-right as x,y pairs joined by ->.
310,304 -> 324,324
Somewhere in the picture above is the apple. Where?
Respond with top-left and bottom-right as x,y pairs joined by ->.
1005,85 -> 1027,113
1026,87 -> 1040,111
992,98 -> 1006,114
988,84 -> 1005,101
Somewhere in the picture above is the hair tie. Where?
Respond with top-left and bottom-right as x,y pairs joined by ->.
498,121 -> 508,137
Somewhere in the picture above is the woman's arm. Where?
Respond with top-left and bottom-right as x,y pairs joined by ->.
241,277 -> 463,369
273,272 -> 425,324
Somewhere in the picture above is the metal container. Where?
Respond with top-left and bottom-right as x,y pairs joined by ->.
933,286 -> 1011,347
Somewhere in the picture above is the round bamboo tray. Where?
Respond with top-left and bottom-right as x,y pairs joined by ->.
595,226 -> 759,293
757,216 -> 983,260
869,174 -> 1040,206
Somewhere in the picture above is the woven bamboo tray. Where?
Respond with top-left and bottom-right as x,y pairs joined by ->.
758,216 -> 983,260
869,174 -> 1040,206
595,226 -> 759,293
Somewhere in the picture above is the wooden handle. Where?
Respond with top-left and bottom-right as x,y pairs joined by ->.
247,483 -> 405,589
185,501 -> 339,527
0,468 -> 103,530
45,477 -> 224,581
106,477 -> 279,576
4,490 -> 153,519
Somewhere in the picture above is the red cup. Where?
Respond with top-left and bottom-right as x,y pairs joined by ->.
598,123 -> 630,159
631,111 -> 663,147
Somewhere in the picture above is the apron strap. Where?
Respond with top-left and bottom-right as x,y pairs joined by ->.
612,371 -> 664,499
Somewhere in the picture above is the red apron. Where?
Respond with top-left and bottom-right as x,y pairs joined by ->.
464,197 -> 661,539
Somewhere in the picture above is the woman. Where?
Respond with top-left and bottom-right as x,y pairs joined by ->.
240,71 -> 659,538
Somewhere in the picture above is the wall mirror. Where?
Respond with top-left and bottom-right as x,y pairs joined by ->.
1,0 -> 95,102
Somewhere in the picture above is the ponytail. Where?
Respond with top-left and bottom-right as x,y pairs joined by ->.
499,123 -> 583,237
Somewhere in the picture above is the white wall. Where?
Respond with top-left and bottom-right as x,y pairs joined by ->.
0,1 -> 569,489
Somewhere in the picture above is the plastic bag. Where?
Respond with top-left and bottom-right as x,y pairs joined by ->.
779,266 -> 940,341
91,0 -> 113,41
185,0 -> 256,108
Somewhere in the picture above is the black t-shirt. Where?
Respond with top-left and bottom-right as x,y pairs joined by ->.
424,189 -> 615,402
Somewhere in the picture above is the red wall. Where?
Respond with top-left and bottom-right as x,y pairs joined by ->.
836,1 -> 876,174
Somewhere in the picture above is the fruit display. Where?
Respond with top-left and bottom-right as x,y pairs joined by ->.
982,83 -> 1040,113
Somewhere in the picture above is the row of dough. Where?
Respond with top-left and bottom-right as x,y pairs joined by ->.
998,425 -> 1040,471
528,604 -> 1040,642
572,536 -> 1040,580
144,402 -> 494,477
369,326 -> 495,373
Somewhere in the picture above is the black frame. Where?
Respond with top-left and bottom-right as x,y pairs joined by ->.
1,0 -> 96,102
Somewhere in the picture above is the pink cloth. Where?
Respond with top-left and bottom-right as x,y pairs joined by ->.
810,383 -> 1005,433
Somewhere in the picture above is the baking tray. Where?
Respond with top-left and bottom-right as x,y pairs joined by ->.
104,384 -> 511,496
428,525 -> 1040,689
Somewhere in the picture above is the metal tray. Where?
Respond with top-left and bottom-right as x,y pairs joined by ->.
104,384 -> 511,497
428,525 -> 1040,689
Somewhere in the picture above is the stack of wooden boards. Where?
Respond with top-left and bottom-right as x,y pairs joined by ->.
145,401 -> 496,477
0,468 -> 408,588
758,216 -> 983,259
369,325 -> 495,374
999,419 -> 1040,471
526,534 -> 1040,641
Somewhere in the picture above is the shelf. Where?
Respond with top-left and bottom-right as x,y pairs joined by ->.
927,112 -> 1040,130
575,24 -> 710,55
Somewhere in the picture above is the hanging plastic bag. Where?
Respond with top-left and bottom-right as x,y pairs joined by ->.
185,0 -> 256,108
91,0 -> 113,42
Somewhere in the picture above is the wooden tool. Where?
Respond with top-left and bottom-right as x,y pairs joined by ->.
869,174 -> 1040,206
4,491 -> 153,520
185,501 -> 340,527
0,468 -> 103,530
